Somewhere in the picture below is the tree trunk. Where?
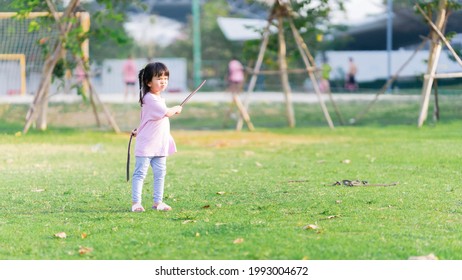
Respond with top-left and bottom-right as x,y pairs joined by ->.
417,0 -> 447,127
277,15 -> 295,128
36,81 -> 50,130
23,0 -> 81,133
23,45 -> 62,133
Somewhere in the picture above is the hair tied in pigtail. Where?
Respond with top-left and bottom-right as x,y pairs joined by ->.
140,69 -> 144,90
138,68 -> 146,106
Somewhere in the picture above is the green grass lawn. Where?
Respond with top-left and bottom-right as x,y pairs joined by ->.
1,97 -> 462,260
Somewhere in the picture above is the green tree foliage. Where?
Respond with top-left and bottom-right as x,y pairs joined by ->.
160,0 -> 346,63
392,0 -> 461,10
401,0 -> 462,62
5,0 -> 141,63
156,0 -> 243,82
243,0 -> 345,71
157,0 -> 345,84
237,0 -> 345,90
80,0 -> 142,61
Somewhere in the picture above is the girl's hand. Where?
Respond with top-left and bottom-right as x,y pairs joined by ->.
131,128 -> 138,136
166,106 -> 183,117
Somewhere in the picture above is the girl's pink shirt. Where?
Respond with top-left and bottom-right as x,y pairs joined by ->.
134,93 -> 177,157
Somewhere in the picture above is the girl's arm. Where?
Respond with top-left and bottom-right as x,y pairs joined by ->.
165,105 -> 183,117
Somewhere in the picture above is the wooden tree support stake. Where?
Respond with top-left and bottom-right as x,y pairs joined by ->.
23,0 -> 120,134
237,1 -> 335,130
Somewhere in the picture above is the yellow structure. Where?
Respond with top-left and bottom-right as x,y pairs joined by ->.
0,12 -> 90,96
0,54 -> 26,95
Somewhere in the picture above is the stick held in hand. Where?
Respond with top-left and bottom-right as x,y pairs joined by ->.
180,80 -> 206,106
126,129 -> 136,182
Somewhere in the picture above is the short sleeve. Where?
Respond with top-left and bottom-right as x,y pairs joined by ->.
143,94 -> 168,121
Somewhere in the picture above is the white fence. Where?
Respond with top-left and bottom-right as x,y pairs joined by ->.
324,50 -> 462,83
0,57 -> 188,96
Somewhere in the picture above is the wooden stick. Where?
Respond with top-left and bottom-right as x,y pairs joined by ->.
180,79 -> 206,106
245,68 -> 317,75
289,19 -> 334,129
88,79 -> 102,127
232,93 -> 255,131
278,14 -> 296,128
417,0 -> 447,128
353,37 -> 429,123
416,4 -> 462,68
424,72 -> 462,79
236,14 -> 274,131
0,12 -> 47,19
78,56 -> 120,133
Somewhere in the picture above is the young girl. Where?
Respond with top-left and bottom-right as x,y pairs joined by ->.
131,62 -> 182,212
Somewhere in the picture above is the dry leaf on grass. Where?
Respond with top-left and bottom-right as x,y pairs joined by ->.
211,141 -> 229,148
233,238 -> 244,244
216,191 -> 226,195
408,253 -> 438,260
202,205 -> 210,209
325,215 -> 340,220
54,232 -> 67,239
302,224 -> 319,230
81,233 -> 88,239
182,220 -> 196,224
78,246 -> 93,255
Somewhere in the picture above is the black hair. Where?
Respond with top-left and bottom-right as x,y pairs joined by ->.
138,62 -> 170,106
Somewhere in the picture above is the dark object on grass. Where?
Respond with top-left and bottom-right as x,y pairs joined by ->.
332,180 -> 398,187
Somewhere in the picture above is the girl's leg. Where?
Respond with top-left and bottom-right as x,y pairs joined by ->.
151,156 -> 167,205
132,156 -> 151,204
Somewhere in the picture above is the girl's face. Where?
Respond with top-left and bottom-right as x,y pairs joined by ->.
147,74 -> 169,94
